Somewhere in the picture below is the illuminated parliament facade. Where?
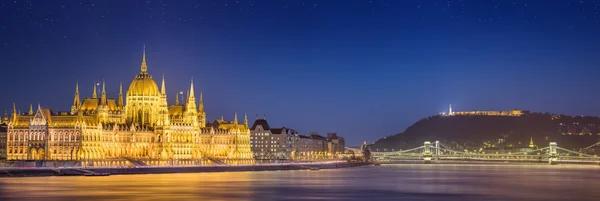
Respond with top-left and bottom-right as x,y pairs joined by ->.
4,48 -> 254,166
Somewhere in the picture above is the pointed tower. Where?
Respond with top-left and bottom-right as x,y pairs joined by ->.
11,103 -> 17,123
92,83 -> 98,99
118,82 -> 124,109
2,110 -> 8,124
197,91 -> 206,128
263,114 -> 267,120
449,104 -> 453,116
29,104 -> 33,115
175,92 -> 179,105
255,114 -> 259,120
157,74 -> 169,126
141,44 -> 148,73
97,81 -> 110,123
71,82 -> 81,113
186,90 -> 190,103
234,112 -> 238,125
529,137 -> 535,148
184,78 -> 198,126
244,113 -> 248,127
198,91 -> 204,112
100,80 -> 107,105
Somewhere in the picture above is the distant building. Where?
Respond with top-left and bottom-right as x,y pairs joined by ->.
326,133 -> 345,155
296,133 -> 328,160
294,132 -> 346,160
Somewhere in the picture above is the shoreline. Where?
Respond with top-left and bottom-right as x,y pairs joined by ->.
0,161 -> 371,177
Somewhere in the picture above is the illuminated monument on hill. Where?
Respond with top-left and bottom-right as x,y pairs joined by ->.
443,104 -> 524,117
5,47 -> 254,166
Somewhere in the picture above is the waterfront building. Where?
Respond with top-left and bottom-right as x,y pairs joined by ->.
0,124 -> 6,160
296,132 -> 329,160
5,47 -> 254,166
326,133 -> 345,155
249,116 -> 299,161
294,132 -> 347,160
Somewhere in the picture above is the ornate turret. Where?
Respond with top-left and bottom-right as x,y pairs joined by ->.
29,104 -> 33,115
92,83 -> 97,99
141,45 -> 147,73
118,82 -> 124,109
234,112 -> 238,125
198,91 -> 204,112
11,103 -> 17,123
175,92 -> 179,105
244,113 -> 248,127
529,137 -> 536,148
100,81 -> 107,105
197,91 -> 206,128
2,110 -> 7,124
71,82 -> 81,113
184,78 -> 198,126
157,75 -> 169,126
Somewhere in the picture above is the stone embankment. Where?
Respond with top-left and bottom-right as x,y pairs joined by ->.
0,161 -> 370,177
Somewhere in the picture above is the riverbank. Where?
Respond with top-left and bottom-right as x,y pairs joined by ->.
0,161 -> 371,177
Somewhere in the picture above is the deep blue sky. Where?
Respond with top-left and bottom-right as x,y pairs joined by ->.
1,0 -> 600,145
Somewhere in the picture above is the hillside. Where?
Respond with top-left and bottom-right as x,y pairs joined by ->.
368,113 -> 600,152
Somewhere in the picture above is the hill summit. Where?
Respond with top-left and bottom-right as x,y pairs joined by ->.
368,111 -> 600,152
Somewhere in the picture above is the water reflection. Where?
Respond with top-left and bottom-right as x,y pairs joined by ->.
1,164 -> 600,201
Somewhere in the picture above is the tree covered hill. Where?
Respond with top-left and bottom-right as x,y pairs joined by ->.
368,113 -> 600,152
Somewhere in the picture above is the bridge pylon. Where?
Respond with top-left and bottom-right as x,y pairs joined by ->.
423,141 -> 433,164
549,142 -> 558,165
434,141 -> 440,159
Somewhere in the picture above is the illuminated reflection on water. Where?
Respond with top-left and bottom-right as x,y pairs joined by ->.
1,164 -> 600,201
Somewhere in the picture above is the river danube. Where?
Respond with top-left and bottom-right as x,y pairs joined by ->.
1,164 -> 599,201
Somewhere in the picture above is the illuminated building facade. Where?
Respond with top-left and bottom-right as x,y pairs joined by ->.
0,124 -> 6,160
249,116 -> 299,161
5,47 -> 254,166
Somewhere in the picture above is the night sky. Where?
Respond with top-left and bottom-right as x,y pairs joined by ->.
1,0 -> 600,145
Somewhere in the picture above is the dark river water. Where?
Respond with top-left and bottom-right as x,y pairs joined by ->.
1,164 -> 600,201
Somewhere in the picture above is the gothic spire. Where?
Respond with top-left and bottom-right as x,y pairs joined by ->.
29,104 -> 33,115
118,82 -> 124,108
186,78 -> 197,111
175,92 -> 179,105
189,78 -> 195,99
244,113 -> 248,127
92,83 -> 98,98
198,91 -> 204,112
11,103 -> 17,122
141,45 -> 148,73
73,82 -> 80,107
100,80 -> 107,105
234,112 -> 238,125
161,74 -> 166,95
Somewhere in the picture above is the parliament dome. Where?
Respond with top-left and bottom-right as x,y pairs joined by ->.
127,73 -> 159,97
126,46 -> 160,97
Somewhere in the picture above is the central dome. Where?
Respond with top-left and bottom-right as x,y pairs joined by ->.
127,73 -> 159,97
126,46 -> 160,97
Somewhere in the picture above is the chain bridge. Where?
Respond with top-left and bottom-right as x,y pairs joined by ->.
352,141 -> 600,165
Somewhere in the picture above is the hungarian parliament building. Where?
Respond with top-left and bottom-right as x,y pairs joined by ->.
3,47 -> 254,166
